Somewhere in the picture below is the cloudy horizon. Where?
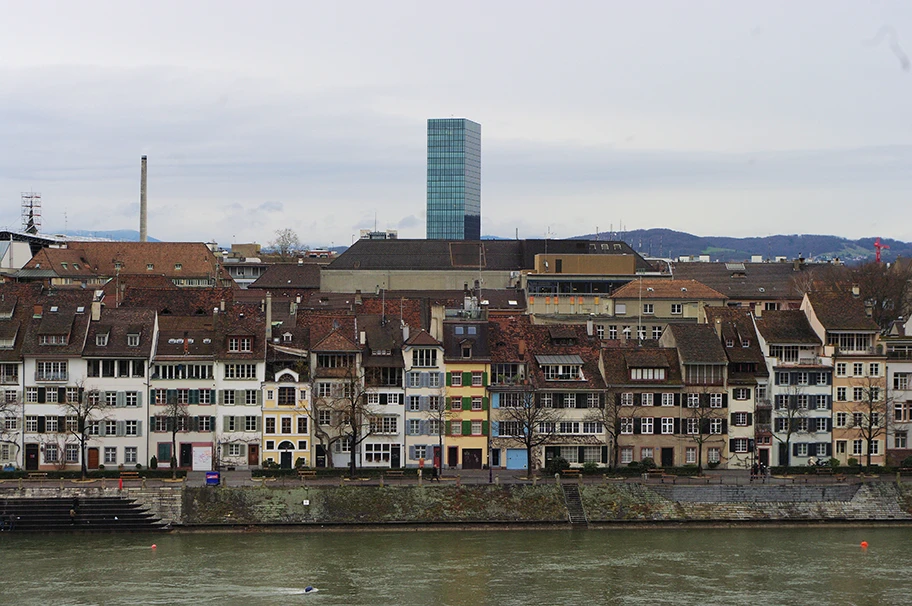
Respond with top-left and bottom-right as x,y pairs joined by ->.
2,1 -> 911,247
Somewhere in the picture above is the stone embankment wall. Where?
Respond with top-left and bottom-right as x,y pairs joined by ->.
181,482 -> 912,526
181,484 -> 567,525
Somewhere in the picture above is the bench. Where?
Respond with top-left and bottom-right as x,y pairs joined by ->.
898,468 -> 912,476
120,471 -> 140,480
384,470 -> 405,479
27,472 -> 48,481
834,473 -> 847,482
297,470 -> 317,480
815,467 -> 834,475
561,469 -> 581,479
658,470 -> 677,484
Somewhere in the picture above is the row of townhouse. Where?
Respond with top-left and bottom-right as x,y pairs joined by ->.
3,278 -> 907,473
0,283 -> 267,472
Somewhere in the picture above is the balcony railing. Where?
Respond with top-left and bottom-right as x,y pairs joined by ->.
756,423 -> 772,433
35,372 -> 67,382
0,374 -> 18,385
755,399 -> 772,410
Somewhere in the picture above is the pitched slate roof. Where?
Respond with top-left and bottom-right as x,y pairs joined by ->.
118,286 -> 238,316
328,239 -> 653,272
83,308 -> 155,358
311,328 -> 360,353
600,344 -> 683,387
405,329 -> 441,347
806,291 -> 880,331
20,289 -> 95,357
754,310 -> 821,344
610,279 -> 726,300
666,324 -> 729,364
248,263 -> 322,290
673,262 -> 815,301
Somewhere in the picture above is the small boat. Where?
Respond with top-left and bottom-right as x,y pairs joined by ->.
303,586 -> 319,594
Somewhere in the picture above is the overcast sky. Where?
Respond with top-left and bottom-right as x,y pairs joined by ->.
1,1 -> 911,247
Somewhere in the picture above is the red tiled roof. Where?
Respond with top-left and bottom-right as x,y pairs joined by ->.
611,279 -> 726,300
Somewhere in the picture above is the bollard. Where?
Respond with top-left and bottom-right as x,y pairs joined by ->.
17,477 -> 22,491
554,472 -> 561,486
456,474 -> 461,487
494,475 -> 500,485
417,469 -> 423,486
379,476 -> 384,488
532,475 -> 538,486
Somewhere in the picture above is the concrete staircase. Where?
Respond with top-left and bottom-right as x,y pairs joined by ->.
561,484 -> 588,525
0,496 -> 170,532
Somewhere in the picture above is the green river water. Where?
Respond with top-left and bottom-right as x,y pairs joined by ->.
1,527 -> 908,605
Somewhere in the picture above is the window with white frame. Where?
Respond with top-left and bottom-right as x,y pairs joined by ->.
709,419 -> 722,434
45,443 -> 58,463
643,303 -> 654,315
671,303 -> 683,315
733,412 -> 748,426
733,438 -> 749,453
564,393 -> 576,408
797,372 -> 809,386
709,394 -> 723,408
853,363 -> 864,377
733,388 -> 750,400
621,393 -> 634,406
450,420 -> 462,435
837,387 -> 847,401
640,447 -> 653,461
686,418 -> 699,434
620,446 -> 633,465
412,349 -> 437,367
687,394 -> 699,408
641,393 -> 653,406
816,373 -> 828,386
853,387 -> 864,402
450,372 -> 462,387
641,418 -> 654,434
852,439 -> 864,455
104,446 -> 117,464
685,447 -> 696,464
796,443 -> 808,457
661,418 -> 674,434
661,393 -> 674,407
707,448 -> 721,464
620,418 -> 633,434
408,419 -> 420,435
836,363 -> 846,377
797,395 -> 809,409
65,444 -> 79,463
365,443 -> 391,463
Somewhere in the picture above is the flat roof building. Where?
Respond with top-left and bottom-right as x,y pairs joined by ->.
426,118 -> 481,240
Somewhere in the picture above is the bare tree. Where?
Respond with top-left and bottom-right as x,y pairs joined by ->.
849,377 -> 891,468
770,386 -> 809,468
421,391 -> 452,475
312,365 -> 378,477
269,228 -> 304,262
584,387 -> 622,468
59,385 -> 107,479
495,388 -> 562,472
159,392 -> 191,478
681,391 -> 727,473
0,397 -> 21,467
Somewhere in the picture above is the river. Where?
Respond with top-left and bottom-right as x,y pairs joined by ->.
2,526 -> 908,605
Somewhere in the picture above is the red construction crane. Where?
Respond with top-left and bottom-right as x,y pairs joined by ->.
874,237 -> 890,263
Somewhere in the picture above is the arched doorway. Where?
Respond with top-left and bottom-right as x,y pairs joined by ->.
278,441 -> 295,469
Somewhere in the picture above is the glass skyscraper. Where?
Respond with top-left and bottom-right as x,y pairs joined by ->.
426,118 -> 481,240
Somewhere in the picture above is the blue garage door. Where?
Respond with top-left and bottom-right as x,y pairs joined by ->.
506,449 -> 527,470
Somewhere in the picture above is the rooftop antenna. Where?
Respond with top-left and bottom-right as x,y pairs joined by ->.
21,191 -> 41,234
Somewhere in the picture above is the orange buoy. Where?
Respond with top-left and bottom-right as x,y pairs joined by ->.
151,544 -> 157,549
860,541 -> 868,549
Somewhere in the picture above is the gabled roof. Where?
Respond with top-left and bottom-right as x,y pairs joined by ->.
673,262 -> 815,301
666,324 -> 729,364
405,329 -> 441,347
754,309 -> 822,345
610,279 -> 726,300
20,290 -> 95,357
248,263 -> 322,290
311,328 -> 360,353
806,291 -> 879,332
600,344 -> 683,386
83,308 -> 155,357
327,239 -> 653,272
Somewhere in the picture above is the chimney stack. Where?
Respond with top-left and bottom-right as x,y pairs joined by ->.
265,292 -> 273,341
140,155 -> 148,242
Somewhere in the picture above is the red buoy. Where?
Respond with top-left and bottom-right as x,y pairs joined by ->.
861,541 -> 868,549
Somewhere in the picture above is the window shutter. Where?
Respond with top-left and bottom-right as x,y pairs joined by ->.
825,396 -> 831,410
809,443 -> 818,456
721,420 -> 728,434
38,388 -> 46,404
420,373 -> 429,388
544,446 -> 557,462
747,413 -> 753,425
137,420 -> 143,436
482,372 -> 488,387
166,416 -> 175,432
445,372 -> 451,386
462,396 -> 470,409
601,446 -> 608,464
633,418 -> 642,434
116,421 -> 125,437
149,415 -> 155,430
674,393 -> 681,406
419,420 -> 428,435
792,443 -> 799,456
409,446 -> 416,460
379,393 -> 388,405
116,392 -> 126,408
222,416 -> 229,431
462,420 -> 471,435
137,391 -> 144,406
235,390 -> 245,405
218,390 -> 225,405
58,387 -> 67,403
825,443 -> 832,456
673,418 -> 680,434
482,397 -> 489,411
56,416 -> 65,433
492,420 -> 499,436
257,391 -> 263,405
419,396 -> 428,411
654,393 -> 661,406
256,417 -> 261,432
37,416 -> 46,433
730,413 -> 736,425
167,389 -> 177,403
190,416 -> 199,432
462,372 -> 471,385
721,394 -> 728,407
701,419 -> 710,434
808,418 -> 817,432
730,439 -> 736,451
578,446 -> 585,463
482,421 -> 489,436
222,444 -> 230,458
437,372 -> 444,387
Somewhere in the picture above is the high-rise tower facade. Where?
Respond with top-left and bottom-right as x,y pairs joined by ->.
426,118 -> 481,240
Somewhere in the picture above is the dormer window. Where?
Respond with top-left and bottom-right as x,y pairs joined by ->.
39,334 -> 68,346
114,262 -> 123,270
462,345 -> 472,358
228,337 -> 253,352
127,334 -> 140,347
726,339 -> 734,347
96,334 -> 109,347
73,263 -> 80,270
175,263 -> 182,271
742,339 -> 750,348
146,263 -> 154,271
630,367 -> 666,380
412,348 -> 437,367
282,333 -> 292,343
60,263 -> 68,270
537,355 -> 585,381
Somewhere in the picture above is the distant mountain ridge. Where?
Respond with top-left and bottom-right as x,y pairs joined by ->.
49,229 -> 160,242
571,229 -> 911,263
